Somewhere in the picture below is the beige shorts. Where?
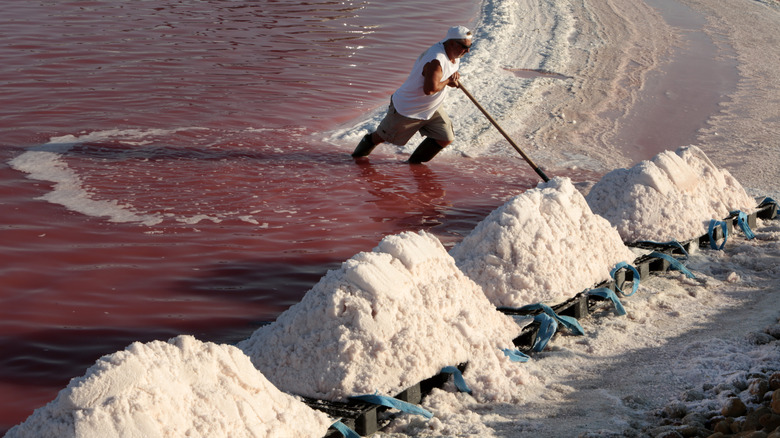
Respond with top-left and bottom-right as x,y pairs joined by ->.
376,99 -> 455,145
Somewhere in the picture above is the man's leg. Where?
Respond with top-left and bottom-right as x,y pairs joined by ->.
351,132 -> 384,157
408,138 -> 450,163
408,107 -> 454,163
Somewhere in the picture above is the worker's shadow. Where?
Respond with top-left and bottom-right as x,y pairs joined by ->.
354,159 -> 450,230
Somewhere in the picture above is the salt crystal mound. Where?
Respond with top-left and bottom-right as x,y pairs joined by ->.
5,335 -> 332,438
237,230 -> 525,401
585,145 -> 756,243
449,177 -> 636,308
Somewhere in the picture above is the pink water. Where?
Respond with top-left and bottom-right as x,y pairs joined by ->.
0,0 -> 582,432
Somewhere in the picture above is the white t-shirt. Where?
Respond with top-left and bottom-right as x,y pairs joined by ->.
392,42 -> 460,120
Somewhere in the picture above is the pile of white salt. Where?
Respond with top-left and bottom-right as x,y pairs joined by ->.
586,146 -> 756,243
5,335 -> 332,438
450,177 -> 636,308
238,230 -> 532,403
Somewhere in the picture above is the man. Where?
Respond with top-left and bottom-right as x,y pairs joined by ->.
351,26 -> 473,163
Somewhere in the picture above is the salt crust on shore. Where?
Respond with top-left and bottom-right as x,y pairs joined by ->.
4,335 -> 332,438
238,230 -> 531,403
450,177 -> 636,308
586,145 -> 756,243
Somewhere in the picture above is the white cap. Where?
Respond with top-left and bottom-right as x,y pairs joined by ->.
444,25 -> 472,41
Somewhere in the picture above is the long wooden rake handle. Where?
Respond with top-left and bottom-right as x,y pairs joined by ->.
459,82 -> 550,182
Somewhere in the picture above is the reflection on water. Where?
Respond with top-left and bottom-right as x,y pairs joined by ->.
356,160 -> 450,229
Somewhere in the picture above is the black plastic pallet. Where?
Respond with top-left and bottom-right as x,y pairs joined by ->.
757,200 -> 779,220
500,249 -> 675,350
314,363 -> 468,437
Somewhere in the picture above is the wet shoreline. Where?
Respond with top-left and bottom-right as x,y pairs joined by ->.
612,0 -> 740,162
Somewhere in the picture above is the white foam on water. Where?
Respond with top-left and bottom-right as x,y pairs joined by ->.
10,138 -> 163,226
7,128 -> 270,227
8,130 -> 177,226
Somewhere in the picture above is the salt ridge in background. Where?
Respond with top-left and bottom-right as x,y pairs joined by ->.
586,145 -> 757,243
4,336 -> 332,438
238,231 -> 531,402
450,177 -> 636,307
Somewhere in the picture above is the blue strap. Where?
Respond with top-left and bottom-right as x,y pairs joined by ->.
587,287 -> 626,316
551,312 -> 584,336
510,314 -> 535,328
730,210 -> 756,240
649,251 -> 696,278
636,239 -> 689,259
610,262 -> 640,297
349,394 -> 433,419
708,219 -> 728,250
331,421 -> 360,438
759,196 -> 777,207
440,366 -> 472,394
502,348 -> 530,363
517,303 -> 585,336
532,313 -> 558,352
